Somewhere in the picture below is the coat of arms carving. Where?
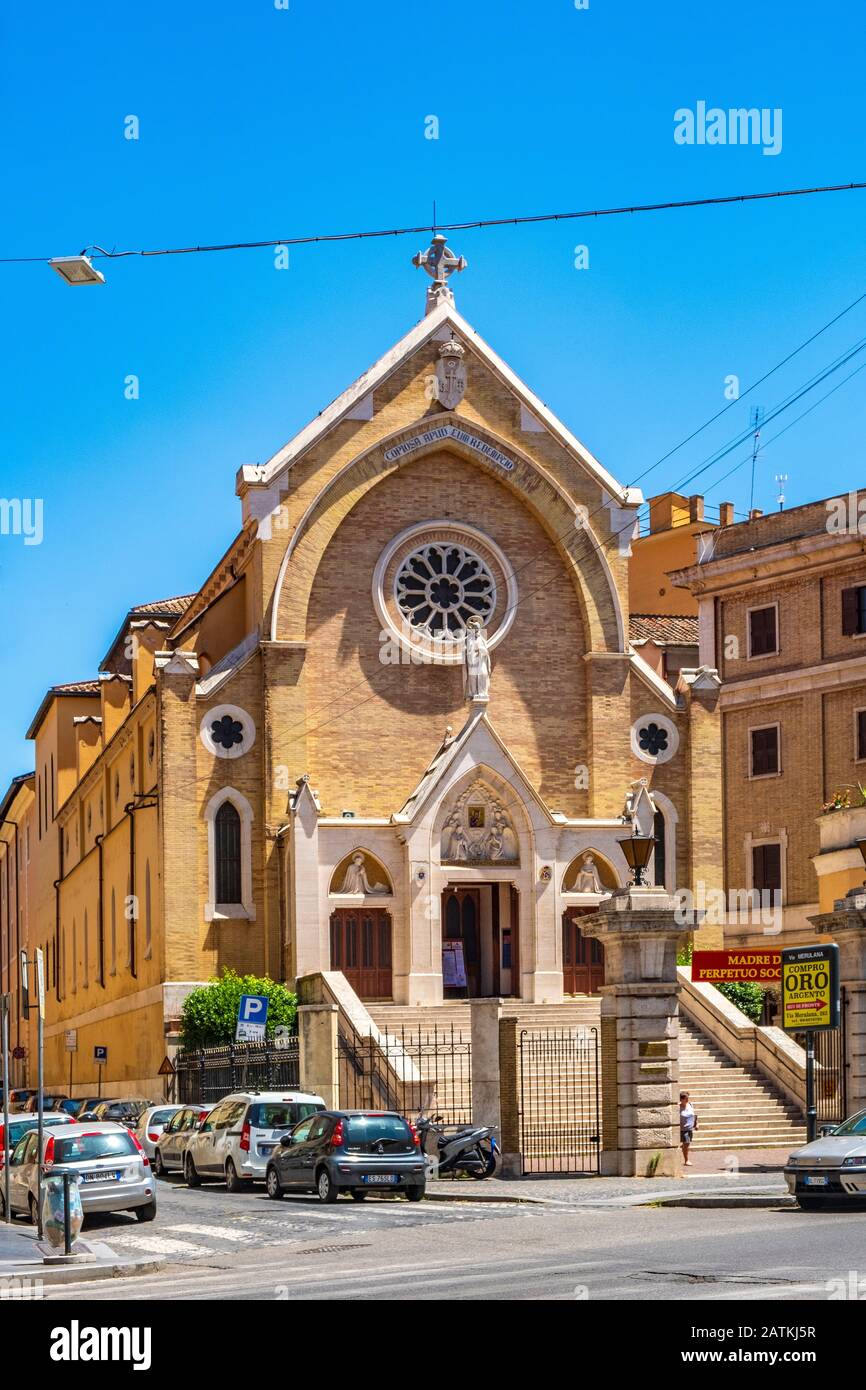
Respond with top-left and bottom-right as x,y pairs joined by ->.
435,336 -> 467,410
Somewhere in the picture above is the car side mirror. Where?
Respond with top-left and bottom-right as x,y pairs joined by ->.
279,1133 -> 293,1147
819,1124 -> 838,1137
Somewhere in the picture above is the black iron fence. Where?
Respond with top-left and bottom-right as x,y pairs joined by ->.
337,1024 -> 471,1124
518,1027 -> 600,1174
175,1037 -> 300,1104
814,986 -> 849,1126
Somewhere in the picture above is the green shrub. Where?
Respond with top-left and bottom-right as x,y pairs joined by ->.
714,981 -> 764,1023
180,969 -> 297,1049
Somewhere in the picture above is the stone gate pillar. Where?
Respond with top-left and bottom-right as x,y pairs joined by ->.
811,891 -> 866,1115
582,885 -> 683,1177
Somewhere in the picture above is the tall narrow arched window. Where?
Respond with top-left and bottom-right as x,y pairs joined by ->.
653,810 -> 666,888
215,802 -> 242,906
83,909 -> 89,988
144,861 -> 152,960
110,887 -> 117,976
72,917 -> 77,993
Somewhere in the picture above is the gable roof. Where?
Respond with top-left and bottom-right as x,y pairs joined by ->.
26,681 -> 101,741
629,613 -> 699,646
238,298 -> 639,508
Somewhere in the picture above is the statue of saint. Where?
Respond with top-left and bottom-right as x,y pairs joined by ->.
463,617 -> 491,702
575,853 -> 603,893
339,853 -> 389,895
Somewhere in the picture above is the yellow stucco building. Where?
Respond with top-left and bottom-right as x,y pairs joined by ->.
1,245 -> 727,1097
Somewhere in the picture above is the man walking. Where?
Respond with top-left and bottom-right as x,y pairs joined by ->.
680,1090 -> 697,1166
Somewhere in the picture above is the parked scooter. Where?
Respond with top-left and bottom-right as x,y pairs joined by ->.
415,1112 -> 500,1179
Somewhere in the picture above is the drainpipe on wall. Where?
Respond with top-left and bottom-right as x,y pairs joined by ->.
275,823 -> 291,985
124,791 -> 158,983
53,819 -> 64,1004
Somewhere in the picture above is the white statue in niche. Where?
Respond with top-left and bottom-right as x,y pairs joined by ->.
575,853 -> 604,893
338,853 -> 390,895
463,617 -> 491,702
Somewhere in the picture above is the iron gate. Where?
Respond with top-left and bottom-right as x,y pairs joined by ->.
175,1037 -> 300,1104
337,1024 -> 471,1124
814,985 -> 849,1126
518,1027 -> 600,1174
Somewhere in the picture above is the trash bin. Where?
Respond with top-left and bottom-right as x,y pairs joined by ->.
40,1172 -> 83,1251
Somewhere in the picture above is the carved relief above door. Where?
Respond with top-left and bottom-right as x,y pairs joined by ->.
440,778 -> 519,866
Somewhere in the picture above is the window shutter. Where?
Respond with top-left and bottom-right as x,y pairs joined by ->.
842,587 -> 859,636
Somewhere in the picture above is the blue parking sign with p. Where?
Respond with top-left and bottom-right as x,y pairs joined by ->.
236,994 -> 269,1041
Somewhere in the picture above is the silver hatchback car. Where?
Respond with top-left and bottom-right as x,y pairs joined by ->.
2,1122 -> 157,1224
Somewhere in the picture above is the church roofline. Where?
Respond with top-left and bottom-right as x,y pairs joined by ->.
237,299 -> 637,508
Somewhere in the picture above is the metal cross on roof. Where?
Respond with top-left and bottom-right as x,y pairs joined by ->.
412,234 -> 467,313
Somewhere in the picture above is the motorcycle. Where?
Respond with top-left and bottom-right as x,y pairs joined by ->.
415,1112 -> 500,1180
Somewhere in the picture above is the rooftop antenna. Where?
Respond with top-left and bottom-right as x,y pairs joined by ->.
748,406 -> 764,512
775,472 -> 788,511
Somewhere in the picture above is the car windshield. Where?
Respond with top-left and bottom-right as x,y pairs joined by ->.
829,1112 -> 866,1137
345,1115 -> 414,1146
148,1109 -> 176,1126
54,1132 -> 138,1162
8,1116 -> 68,1146
248,1102 -> 320,1129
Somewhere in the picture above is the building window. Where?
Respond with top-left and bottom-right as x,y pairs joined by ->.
858,710 -> 866,762
748,604 -> 778,658
750,725 -> 780,777
83,909 -> 89,988
752,842 -> 782,898
72,918 -> 77,993
395,542 -> 496,642
842,585 -> 866,637
653,810 -> 666,888
144,861 -> 152,960
204,789 -> 255,921
215,802 -> 242,906
110,887 -> 117,976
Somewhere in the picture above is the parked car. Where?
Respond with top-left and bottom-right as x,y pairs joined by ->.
265,1110 -> 426,1204
785,1108 -> 866,1208
0,1112 -> 73,1167
90,1098 -> 150,1128
0,1122 -> 157,1224
184,1091 -> 326,1191
134,1104 -> 185,1160
7,1090 -> 37,1113
23,1094 -> 72,1114
69,1097 -> 104,1119
153,1104 -> 214,1176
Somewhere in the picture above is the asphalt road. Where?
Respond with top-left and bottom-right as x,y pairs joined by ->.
35,1171 -> 866,1301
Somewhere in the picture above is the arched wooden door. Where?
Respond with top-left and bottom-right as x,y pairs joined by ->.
562,907 -> 604,994
329,908 -> 392,999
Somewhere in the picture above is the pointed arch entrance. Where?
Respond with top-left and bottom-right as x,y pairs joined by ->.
442,883 -> 520,998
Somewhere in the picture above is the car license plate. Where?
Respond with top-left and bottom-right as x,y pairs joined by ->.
82,1170 -> 121,1183
363,1174 -> 399,1184
804,1175 -> 828,1186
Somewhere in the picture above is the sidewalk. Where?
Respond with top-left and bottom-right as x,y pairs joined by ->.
426,1147 -> 792,1208
0,1220 -> 159,1286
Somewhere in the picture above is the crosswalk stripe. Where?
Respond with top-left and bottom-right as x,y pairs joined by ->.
167,1223 -> 256,1242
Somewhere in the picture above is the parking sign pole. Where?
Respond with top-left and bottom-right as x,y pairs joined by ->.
2,993 -> 11,1223
805,1029 -> 817,1144
35,949 -> 44,1239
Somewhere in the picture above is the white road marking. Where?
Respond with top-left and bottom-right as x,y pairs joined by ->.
102,1233 -> 212,1257
167,1223 -> 256,1242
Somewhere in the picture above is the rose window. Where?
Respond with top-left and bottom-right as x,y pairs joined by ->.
395,543 -> 496,641
211,714 -> 245,751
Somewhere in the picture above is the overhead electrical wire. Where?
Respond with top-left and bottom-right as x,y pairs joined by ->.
0,180 -> 863,265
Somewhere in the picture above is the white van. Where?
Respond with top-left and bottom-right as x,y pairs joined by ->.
184,1090 -> 326,1191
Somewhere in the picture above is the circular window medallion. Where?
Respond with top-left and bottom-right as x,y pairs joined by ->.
374,521 -> 517,664
200,704 -> 256,760
631,713 -> 679,765
395,542 -> 495,642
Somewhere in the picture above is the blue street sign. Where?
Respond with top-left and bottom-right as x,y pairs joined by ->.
94,1045 -> 108,1063
236,994 -> 269,1041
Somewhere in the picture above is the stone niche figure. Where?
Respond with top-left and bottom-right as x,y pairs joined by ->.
339,853 -> 390,895
575,853 -> 604,894
463,617 -> 491,703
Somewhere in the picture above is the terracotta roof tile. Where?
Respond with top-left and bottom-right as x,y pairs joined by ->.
630,613 -> 699,646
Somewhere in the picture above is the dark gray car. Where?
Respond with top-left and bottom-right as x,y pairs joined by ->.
785,1107 -> 866,1207
265,1110 -> 426,1203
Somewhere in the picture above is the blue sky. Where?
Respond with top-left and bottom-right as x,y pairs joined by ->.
2,0 -> 865,790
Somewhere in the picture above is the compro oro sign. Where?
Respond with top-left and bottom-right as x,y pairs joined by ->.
781,943 -> 840,1032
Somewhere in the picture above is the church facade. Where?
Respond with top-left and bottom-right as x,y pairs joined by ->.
4,243 -> 724,1094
